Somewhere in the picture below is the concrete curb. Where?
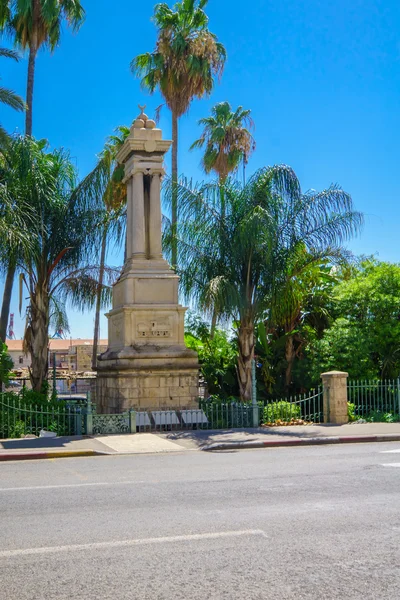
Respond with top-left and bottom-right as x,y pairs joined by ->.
0,449 -> 99,462
201,434 -> 400,452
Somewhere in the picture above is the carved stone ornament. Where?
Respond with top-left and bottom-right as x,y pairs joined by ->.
137,319 -> 171,338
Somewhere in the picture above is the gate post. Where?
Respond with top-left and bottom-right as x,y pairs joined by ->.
85,392 -> 93,436
321,371 -> 349,424
129,409 -> 137,434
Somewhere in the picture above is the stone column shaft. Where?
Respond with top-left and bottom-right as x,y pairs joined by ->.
149,173 -> 163,259
126,180 -> 133,259
131,171 -> 145,258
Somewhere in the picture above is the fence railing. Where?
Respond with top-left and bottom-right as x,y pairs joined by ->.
0,392 -> 80,438
1,384 -> 324,438
348,379 -> 400,419
261,387 -> 323,424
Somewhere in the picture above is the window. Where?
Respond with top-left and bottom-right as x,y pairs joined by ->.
19,356 -> 23,365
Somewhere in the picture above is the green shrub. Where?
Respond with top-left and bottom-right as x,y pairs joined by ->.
0,343 -> 13,386
347,402 -> 356,421
366,411 -> 400,423
263,401 -> 301,423
9,420 -> 25,438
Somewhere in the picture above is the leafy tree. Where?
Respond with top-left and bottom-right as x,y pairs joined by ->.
131,0 -> 226,267
0,342 -> 13,385
0,0 -> 85,136
0,136 -> 114,391
185,313 -> 238,397
0,47 -> 25,145
190,101 -> 255,182
313,260 -> 400,379
164,166 -> 362,401
267,251 -> 339,391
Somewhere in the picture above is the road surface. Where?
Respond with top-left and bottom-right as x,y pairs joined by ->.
1,443 -> 400,599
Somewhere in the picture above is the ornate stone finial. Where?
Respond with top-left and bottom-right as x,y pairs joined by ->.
138,104 -> 148,122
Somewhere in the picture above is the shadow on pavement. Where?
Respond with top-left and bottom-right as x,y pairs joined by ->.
0,436 -> 88,450
162,426 -> 336,448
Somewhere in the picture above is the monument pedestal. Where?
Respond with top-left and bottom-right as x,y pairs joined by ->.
96,107 -> 199,412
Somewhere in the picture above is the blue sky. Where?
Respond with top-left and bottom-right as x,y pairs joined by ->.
1,0 -> 400,339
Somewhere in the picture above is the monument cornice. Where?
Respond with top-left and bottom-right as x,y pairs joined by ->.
116,137 -> 172,165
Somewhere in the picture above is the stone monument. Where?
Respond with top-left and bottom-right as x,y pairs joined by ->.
96,106 -> 199,412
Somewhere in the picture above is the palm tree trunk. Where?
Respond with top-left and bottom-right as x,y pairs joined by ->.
171,110 -> 178,268
25,46 -> 37,136
210,180 -> 225,340
210,309 -> 218,339
28,287 -> 50,393
237,318 -> 255,401
92,227 -> 107,370
285,335 -> 295,392
0,260 -> 16,342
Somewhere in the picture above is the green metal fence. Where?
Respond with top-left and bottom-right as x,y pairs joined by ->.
261,387 -> 323,424
347,379 -> 400,420
0,392 -> 80,438
131,402 -> 257,433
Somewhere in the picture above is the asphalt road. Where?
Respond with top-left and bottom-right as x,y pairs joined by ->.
1,443 -> 400,600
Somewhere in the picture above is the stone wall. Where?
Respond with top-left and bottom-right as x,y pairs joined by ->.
96,369 -> 199,413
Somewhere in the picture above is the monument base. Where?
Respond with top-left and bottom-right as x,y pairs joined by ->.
95,345 -> 199,413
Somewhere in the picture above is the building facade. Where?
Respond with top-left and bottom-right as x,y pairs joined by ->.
5,339 -> 108,374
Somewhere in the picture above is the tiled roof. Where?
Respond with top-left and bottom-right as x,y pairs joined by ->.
5,339 -> 108,352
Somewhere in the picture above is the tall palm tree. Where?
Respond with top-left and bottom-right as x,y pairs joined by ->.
0,136 -> 114,391
0,46 -> 25,146
0,47 -> 26,342
131,0 -> 226,267
0,1 -> 85,348
0,0 -> 85,136
190,101 -> 255,182
78,125 -> 130,369
164,167 -> 363,401
190,101 -> 255,335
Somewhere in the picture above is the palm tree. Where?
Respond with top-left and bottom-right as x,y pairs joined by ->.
131,0 -> 226,267
190,101 -> 255,182
0,1 -> 85,348
0,47 -> 26,342
190,101 -> 255,335
0,47 -> 25,145
0,136 -> 114,391
78,126 -> 130,369
164,167 -> 363,401
0,0 -> 85,136
0,158 -> 33,343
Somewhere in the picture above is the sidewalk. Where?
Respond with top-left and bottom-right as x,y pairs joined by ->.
1,423 -> 400,460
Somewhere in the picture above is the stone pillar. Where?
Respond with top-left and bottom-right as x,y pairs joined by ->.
321,371 -> 349,424
96,105 -> 199,412
131,171 -> 145,258
149,173 -> 163,259
126,180 -> 133,259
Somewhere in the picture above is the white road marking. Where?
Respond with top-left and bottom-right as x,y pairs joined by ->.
380,449 -> 400,453
0,530 -> 267,558
381,463 -> 400,467
0,480 -> 148,492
